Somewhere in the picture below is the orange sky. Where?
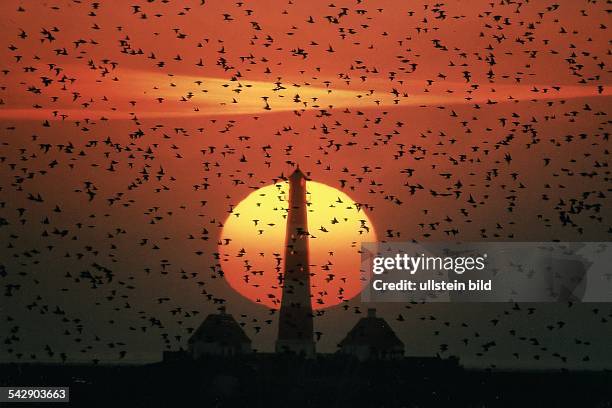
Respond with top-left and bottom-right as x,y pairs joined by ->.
1,0 -> 611,367
0,1 -> 609,120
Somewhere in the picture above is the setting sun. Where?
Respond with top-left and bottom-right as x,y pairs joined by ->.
219,180 -> 376,310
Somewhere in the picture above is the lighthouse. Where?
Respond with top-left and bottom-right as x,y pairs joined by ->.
275,167 -> 316,357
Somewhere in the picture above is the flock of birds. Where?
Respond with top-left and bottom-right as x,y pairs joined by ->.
0,0 -> 610,369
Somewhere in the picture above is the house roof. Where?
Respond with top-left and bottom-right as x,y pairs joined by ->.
339,309 -> 404,350
188,309 -> 251,346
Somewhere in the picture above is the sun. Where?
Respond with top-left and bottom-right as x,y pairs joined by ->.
219,180 -> 376,310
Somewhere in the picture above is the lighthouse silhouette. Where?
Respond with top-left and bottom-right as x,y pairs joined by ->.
275,167 -> 316,357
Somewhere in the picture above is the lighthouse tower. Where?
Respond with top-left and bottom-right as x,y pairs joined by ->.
275,167 -> 315,357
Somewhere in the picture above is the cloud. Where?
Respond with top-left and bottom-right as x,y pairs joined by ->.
0,67 -> 608,120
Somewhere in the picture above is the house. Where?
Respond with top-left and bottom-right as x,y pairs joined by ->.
188,307 -> 252,359
338,308 -> 404,360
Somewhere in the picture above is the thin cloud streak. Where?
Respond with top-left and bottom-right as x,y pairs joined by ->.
0,68 -> 608,120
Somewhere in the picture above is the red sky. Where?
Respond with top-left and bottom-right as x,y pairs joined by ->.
0,0 -> 611,368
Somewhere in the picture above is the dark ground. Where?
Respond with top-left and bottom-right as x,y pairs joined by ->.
1,356 -> 611,407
